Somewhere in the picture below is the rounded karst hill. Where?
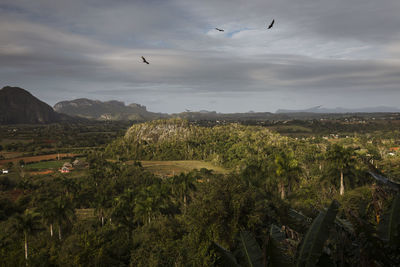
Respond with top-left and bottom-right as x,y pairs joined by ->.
0,86 -> 63,124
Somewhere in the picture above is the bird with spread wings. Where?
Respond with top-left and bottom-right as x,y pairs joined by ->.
267,19 -> 275,29
141,56 -> 150,64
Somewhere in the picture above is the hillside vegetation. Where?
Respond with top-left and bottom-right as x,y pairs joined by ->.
107,119 -> 284,169
1,118 -> 400,266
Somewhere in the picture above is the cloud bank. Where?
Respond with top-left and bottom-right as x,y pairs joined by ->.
0,0 -> 399,112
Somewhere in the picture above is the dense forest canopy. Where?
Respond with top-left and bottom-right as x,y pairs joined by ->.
1,118 -> 400,266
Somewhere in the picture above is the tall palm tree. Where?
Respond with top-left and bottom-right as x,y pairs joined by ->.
12,209 -> 43,264
326,144 -> 354,195
112,189 -> 136,242
38,201 -> 57,237
273,150 -> 301,199
53,197 -> 75,240
134,184 -> 167,224
170,173 -> 197,213
94,194 -> 111,227
59,177 -> 79,199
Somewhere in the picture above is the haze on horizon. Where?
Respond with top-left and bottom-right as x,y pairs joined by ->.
1,0 -> 400,113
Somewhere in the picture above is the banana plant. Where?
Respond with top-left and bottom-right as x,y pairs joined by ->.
296,200 -> 339,267
214,200 -> 348,267
378,194 -> 400,246
265,225 -> 294,267
237,231 -> 264,267
213,227 -> 293,267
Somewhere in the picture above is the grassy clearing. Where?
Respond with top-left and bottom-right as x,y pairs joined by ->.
25,160 -> 64,170
139,160 -> 229,177
76,208 -> 96,220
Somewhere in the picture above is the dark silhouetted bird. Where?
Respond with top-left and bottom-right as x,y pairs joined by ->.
267,19 -> 275,29
215,28 -> 224,32
141,56 -> 149,64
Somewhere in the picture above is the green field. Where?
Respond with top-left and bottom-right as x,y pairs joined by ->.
25,160 -> 65,170
75,208 -> 96,220
139,160 -> 230,177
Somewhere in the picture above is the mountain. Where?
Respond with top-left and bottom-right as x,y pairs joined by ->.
276,106 -> 400,114
0,86 -> 71,124
54,98 -> 168,121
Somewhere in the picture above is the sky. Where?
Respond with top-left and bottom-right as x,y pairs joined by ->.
1,0 -> 400,113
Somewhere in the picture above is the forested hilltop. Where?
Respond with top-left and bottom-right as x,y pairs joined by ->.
106,119 -> 285,169
1,118 -> 400,266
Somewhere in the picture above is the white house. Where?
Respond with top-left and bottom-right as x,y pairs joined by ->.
2,169 -> 9,174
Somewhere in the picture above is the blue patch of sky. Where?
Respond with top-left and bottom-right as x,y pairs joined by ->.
227,28 -> 251,38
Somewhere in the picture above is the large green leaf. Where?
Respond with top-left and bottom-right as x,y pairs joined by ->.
269,224 -> 286,242
266,225 -> 294,267
288,209 -> 312,225
212,241 -> 241,267
334,217 -> 354,235
296,200 -> 340,267
368,172 -> 400,191
378,194 -> 400,245
238,231 -> 264,267
288,209 -> 313,233
288,208 -> 353,236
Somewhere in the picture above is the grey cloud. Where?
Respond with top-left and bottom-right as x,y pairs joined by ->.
0,0 -> 399,112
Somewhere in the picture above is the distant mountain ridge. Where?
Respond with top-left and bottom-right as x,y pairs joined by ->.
0,86 -> 72,124
54,98 -> 168,121
2,86 -> 400,125
276,106 -> 400,114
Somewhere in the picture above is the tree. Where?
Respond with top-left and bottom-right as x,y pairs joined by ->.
53,197 -> 75,240
58,177 -> 79,200
94,193 -> 111,227
273,150 -> 301,199
12,209 -> 43,264
326,144 -> 354,196
19,159 -> 25,167
134,184 -> 168,224
38,201 -> 57,237
170,173 -> 197,214
7,161 -> 13,170
111,189 -> 136,242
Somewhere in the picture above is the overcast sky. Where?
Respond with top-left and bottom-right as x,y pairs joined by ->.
1,0 -> 400,113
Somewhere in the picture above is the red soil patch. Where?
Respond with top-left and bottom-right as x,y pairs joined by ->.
0,153 -> 79,165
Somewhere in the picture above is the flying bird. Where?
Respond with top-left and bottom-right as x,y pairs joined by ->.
215,28 -> 224,32
141,56 -> 149,64
267,19 -> 275,29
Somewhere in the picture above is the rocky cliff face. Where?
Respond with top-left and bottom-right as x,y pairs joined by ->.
54,98 -> 166,121
0,86 -> 68,124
